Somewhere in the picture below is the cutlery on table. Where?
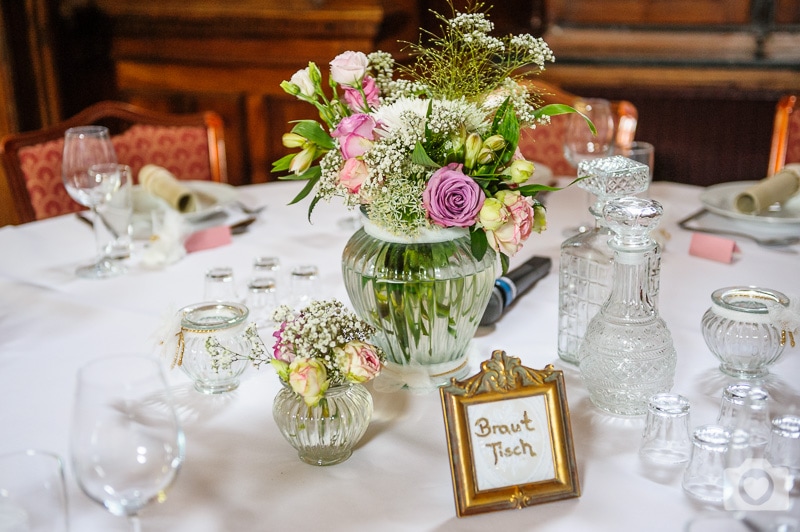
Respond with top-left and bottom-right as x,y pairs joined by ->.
678,209 -> 800,251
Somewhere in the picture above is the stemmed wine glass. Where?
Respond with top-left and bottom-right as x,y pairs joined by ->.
70,356 -> 185,532
62,126 -> 121,278
563,98 -> 615,235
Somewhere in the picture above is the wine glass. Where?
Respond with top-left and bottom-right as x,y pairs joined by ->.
70,356 -> 185,532
62,126 -> 121,279
563,98 -> 615,235
0,449 -> 69,531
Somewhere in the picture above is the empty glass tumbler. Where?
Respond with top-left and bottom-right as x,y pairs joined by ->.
640,393 -> 692,465
682,424 -> 732,504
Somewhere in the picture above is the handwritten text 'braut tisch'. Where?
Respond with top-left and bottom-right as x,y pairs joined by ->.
473,411 -> 537,465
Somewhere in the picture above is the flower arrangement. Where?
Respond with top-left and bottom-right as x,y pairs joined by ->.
270,299 -> 385,407
273,1 -> 587,271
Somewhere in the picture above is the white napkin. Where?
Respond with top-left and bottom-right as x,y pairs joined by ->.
139,165 -> 198,213
140,209 -> 188,268
734,164 -> 800,214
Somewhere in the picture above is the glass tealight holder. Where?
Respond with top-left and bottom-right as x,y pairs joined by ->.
701,286 -> 790,379
175,302 -> 254,394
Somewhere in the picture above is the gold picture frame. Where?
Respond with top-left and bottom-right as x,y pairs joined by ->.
440,350 -> 580,517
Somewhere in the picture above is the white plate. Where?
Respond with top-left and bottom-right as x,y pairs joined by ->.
700,181 -> 800,225
133,180 -> 238,222
131,181 -> 238,238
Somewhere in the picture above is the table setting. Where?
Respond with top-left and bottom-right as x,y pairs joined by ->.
1,3 -> 799,531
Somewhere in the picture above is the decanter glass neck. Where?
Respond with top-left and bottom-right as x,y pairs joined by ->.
605,248 -> 657,318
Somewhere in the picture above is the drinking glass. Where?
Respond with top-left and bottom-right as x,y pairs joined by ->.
290,264 -> 319,307
92,163 -> 134,260
0,450 -> 69,531
640,393 -> 692,465
204,266 -> 237,301
70,356 -> 185,531
62,126 -> 121,279
563,99 -> 615,234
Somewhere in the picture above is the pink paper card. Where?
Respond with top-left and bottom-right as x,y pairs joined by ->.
688,233 -> 740,263
185,226 -> 232,253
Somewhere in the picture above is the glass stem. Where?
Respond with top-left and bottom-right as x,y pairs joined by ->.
90,205 -> 106,266
128,514 -> 142,532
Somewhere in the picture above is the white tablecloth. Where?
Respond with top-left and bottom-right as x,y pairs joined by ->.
0,179 -> 798,531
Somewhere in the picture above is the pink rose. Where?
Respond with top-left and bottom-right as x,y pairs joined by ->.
484,190 -> 535,256
338,158 -> 369,194
330,51 -> 369,86
422,163 -> 484,227
332,114 -> 378,159
335,341 -> 382,383
288,358 -> 329,407
343,76 -> 380,112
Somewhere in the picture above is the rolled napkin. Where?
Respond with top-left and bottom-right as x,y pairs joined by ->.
139,164 -> 198,213
734,164 -> 800,214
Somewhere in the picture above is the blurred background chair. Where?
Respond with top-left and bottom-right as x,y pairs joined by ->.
768,94 -> 799,176
518,80 -> 638,176
0,101 -> 227,224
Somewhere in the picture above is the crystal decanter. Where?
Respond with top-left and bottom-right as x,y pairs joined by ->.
577,197 -> 676,416
557,156 -> 652,365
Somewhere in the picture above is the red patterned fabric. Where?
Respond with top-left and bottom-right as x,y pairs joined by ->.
17,124 -> 212,221
786,107 -> 800,165
518,115 -> 576,177
112,124 -> 211,184
18,139 -> 83,220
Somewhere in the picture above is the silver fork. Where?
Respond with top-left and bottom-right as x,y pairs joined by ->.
235,201 -> 266,216
679,209 -> 800,251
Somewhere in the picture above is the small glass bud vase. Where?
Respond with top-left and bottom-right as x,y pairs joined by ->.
272,383 -> 373,466
176,302 -> 255,394
701,286 -> 791,379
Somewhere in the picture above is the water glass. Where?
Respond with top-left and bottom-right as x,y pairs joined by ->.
0,450 -> 69,532
92,163 -> 133,260
767,414 -> 800,494
717,383 -> 771,451
290,264 -> 319,307
253,256 -> 281,276
246,276 -> 278,328
640,393 -> 692,465
204,266 -> 237,301
682,424 -> 732,504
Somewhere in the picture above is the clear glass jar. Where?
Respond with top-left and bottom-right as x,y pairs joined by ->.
558,156 -> 653,364
701,286 -> 790,379
272,383 -> 373,466
577,197 -> 676,416
177,302 -> 253,394
342,216 -> 496,387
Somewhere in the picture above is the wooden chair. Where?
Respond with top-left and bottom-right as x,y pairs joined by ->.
518,80 -> 638,176
0,101 -> 227,224
768,94 -> 799,176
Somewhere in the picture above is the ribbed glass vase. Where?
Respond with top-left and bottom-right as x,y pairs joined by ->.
272,383 -> 373,466
342,217 -> 496,388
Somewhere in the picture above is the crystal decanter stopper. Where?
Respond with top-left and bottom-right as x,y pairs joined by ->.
577,196 -> 676,416
557,156 -> 652,365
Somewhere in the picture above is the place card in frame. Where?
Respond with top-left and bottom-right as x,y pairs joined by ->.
440,350 -> 580,517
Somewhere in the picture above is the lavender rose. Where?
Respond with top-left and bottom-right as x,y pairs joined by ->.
423,163 -> 484,227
